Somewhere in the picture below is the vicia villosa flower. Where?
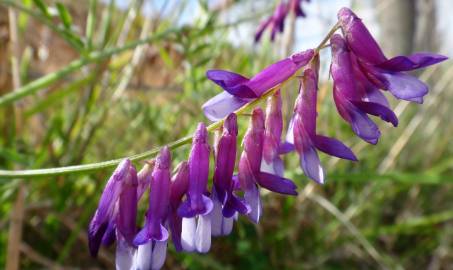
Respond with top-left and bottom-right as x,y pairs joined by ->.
178,123 -> 213,253
211,113 -> 250,236
87,6 -> 447,269
255,0 -> 311,42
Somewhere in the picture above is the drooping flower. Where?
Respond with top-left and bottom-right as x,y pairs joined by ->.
203,49 -> 314,121
211,113 -> 250,236
337,7 -> 448,103
288,66 -> 357,184
168,161 -> 189,252
255,0 -> 310,43
88,159 -> 133,257
255,1 -> 288,42
178,123 -> 213,253
262,90 -> 285,176
238,108 -> 297,223
133,147 -> 172,270
330,34 -> 398,144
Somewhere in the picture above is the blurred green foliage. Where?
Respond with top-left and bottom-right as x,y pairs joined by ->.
0,0 -> 452,269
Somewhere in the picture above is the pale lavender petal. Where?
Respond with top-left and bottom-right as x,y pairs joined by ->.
314,135 -> 357,161
349,106 -> 381,144
116,238 -> 135,270
244,185 -> 261,223
376,52 -> 448,72
195,214 -> 211,253
151,240 -> 167,270
181,217 -> 196,252
133,241 -> 152,270
137,161 -> 154,202
210,191 -> 224,237
381,72 -> 429,103
300,146 -> 325,184
202,92 -> 249,121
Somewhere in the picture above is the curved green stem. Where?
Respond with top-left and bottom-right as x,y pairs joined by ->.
0,22 -> 340,179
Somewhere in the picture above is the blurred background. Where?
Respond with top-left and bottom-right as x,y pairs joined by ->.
0,0 -> 452,269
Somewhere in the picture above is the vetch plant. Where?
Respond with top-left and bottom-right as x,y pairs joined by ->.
0,7 -> 447,270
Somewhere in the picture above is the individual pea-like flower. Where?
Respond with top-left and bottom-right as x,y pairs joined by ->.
88,159 -> 136,257
178,123 -> 213,253
211,113 -> 250,236
203,49 -> 314,121
288,67 -> 357,184
239,108 -> 297,223
133,147 -> 172,270
168,161 -> 189,252
262,90 -> 285,176
255,0 -> 310,42
137,159 -> 155,202
337,7 -> 448,103
255,1 -> 288,42
330,34 -> 399,144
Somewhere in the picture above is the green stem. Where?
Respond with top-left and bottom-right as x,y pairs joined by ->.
0,28 -> 179,107
0,22 -> 340,179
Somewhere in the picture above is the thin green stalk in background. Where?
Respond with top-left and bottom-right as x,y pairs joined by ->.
0,28 -> 179,107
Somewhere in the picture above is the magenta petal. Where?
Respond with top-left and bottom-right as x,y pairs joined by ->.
247,49 -> 314,95
352,101 -> 398,127
381,72 -> 429,103
376,53 -> 448,72
202,92 -> 249,121
314,135 -> 357,161
255,17 -> 273,42
206,70 -> 257,98
337,7 -> 387,65
257,172 -> 298,195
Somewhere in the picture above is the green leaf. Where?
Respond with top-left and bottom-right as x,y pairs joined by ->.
56,2 -> 73,29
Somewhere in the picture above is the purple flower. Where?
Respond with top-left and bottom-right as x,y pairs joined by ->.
262,90 -> 284,176
203,49 -> 314,121
88,159 -> 133,257
255,1 -> 288,42
338,7 -> 448,103
133,147 -> 171,270
211,113 -> 250,236
255,0 -> 311,42
330,34 -> 399,144
238,108 -> 298,223
178,123 -> 213,253
137,159 -> 154,202
289,67 -> 357,184
289,0 -> 310,18
168,162 -> 189,252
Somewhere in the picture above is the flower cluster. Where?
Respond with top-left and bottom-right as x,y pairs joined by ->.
255,0 -> 310,42
88,7 -> 446,270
